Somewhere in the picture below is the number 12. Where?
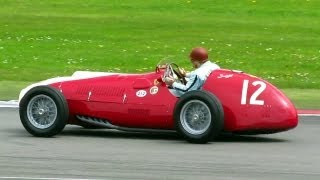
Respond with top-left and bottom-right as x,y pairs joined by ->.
241,80 -> 266,105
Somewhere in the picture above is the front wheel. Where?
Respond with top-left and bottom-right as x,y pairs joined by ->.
174,90 -> 224,144
19,86 -> 69,137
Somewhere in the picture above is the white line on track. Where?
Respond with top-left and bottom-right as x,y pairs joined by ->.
0,101 -> 18,108
0,105 -> 18,108
0,177 -> 100,180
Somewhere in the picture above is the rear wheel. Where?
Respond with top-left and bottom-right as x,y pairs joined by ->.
174,90 -> 224,143
19,86 -> 68,137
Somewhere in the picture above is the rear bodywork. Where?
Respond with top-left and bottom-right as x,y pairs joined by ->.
19,69 -> 298,134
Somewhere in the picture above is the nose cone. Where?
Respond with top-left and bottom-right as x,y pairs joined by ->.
277,96 -> 298,129
266,88 -> 298,130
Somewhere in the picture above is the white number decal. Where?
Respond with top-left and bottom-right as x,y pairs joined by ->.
241,80 -> 249,105
136,90 -> 147,97
241,80 -> 266,105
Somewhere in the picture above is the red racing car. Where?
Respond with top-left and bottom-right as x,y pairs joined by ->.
19,63 -> 298,143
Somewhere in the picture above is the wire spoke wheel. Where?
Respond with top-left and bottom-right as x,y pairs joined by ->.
174,90 -> 224,143
180,100 -> 212,135
20,86 -> 69,137
27,95 -> 58,129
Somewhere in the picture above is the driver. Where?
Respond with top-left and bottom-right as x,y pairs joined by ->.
164,47 -> 220,96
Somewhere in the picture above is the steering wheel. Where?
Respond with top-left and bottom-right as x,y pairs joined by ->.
163,63 -> 187,85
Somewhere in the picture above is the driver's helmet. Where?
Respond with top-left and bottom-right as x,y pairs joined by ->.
189,47 -> 208,62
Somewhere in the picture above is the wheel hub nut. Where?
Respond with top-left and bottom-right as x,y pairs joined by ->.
38,108 -> 45,115
193,114 -> 199,121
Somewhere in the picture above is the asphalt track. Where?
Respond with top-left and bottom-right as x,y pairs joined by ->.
0,108 -> 319,180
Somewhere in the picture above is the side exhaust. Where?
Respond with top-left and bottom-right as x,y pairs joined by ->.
76,115 -> 175,133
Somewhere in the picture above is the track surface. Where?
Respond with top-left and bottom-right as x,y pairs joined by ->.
0,108 -> 319,180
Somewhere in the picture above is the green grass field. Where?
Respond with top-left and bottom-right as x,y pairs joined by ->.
0,0 -> 319,108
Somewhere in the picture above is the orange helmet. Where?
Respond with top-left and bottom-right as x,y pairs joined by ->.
189,47 -> 208,62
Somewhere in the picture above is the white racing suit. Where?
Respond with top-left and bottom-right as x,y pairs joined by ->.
171,61 -> 220,97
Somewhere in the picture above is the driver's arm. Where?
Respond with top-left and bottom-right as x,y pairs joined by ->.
172,73 -> 200,92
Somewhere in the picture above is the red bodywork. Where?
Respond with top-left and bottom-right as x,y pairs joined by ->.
48,69 -> 298,134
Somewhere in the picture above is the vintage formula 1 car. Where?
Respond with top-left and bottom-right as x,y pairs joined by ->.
19,62 -> 298,143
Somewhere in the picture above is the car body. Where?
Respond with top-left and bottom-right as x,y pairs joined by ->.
19,65 -> 298,143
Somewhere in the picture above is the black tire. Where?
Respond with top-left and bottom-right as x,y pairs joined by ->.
174,90 -> 224,144
19,86 -> 69,137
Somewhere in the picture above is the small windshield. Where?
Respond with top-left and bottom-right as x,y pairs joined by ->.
156,59 -> 172,67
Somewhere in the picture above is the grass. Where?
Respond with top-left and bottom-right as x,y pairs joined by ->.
0,81 -> 31,101
282,89 -> 320,109
0,0 -> 319,108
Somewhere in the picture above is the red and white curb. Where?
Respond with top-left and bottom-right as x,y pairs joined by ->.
297,110 -> 320,117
